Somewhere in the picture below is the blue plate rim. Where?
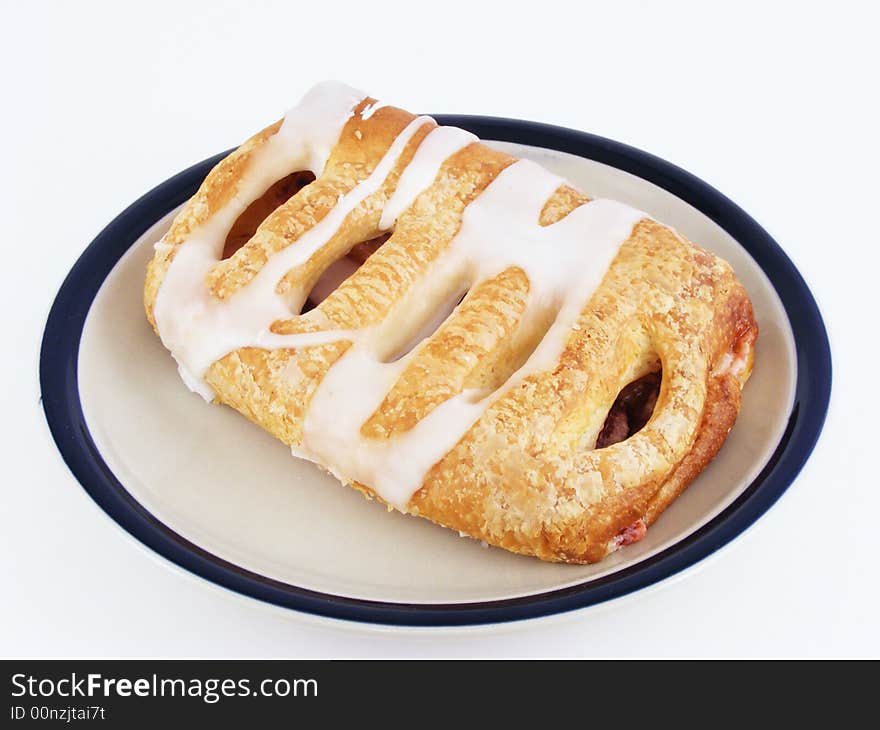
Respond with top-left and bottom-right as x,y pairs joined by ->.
39,115 -> 832,627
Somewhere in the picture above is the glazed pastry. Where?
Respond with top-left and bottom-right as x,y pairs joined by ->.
144,82 -> 757,564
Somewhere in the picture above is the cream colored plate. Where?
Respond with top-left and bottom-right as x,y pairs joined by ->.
78,141 -> 796,605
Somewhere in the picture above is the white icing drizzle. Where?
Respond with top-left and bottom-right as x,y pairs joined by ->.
300,162 -> 646,507
154,81 -> 366,397
360,100 -> 389,120
304,349 -> 487,504
154,84 -> 431,396
153,81 -> 649,509
379,125 -> 477,230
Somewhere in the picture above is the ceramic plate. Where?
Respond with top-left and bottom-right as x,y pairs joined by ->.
40,117 -> 831,626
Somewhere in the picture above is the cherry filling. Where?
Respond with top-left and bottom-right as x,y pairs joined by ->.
596,370 -> 662,449
615,519 -> 648,547
597,371 -> 662,549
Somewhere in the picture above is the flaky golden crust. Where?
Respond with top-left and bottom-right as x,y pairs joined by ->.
144,99 -> 757,564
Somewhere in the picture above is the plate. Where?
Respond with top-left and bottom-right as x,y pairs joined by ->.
40,116 -> 831,626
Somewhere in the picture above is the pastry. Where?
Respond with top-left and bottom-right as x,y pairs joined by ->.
144,82 -> 757,564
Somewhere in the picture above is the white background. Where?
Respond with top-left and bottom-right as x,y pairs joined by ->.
3,0 -> 877,657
